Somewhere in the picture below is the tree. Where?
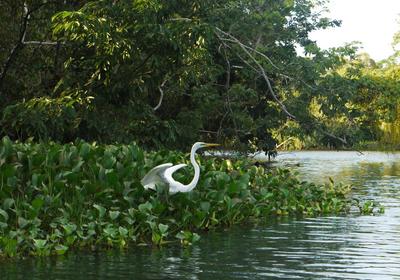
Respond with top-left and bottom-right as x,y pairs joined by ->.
1,0 -> 364,151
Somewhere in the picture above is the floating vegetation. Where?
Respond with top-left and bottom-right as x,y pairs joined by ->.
0,137 -> 381,258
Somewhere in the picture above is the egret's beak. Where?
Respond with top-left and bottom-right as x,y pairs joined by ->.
205,143 -> 220,148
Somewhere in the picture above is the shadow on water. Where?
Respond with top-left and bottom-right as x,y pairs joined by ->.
2,151 -> 400,280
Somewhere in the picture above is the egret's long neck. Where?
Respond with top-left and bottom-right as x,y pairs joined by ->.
187,145 -> 201,191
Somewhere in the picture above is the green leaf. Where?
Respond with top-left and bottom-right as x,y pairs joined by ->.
62,223 -> 77,235
7,176 -> 17,187
260,188 -> 274,199
3,238 -> 17,257
138,202 -> 153,213
31,173 -> 39,186
191,233 -> 200,243
0,209 -> 9,221
200,201 -> 210,212
128,208 -> 136,217
175,231 -> 186,240
94,204 -> 106,218
118,226 -> 128,236
55,245 -> 69,255
158,223 -> 169,235
32,198 -> 44,210
152,232 -> 161,244
228,182 -> 240,194
103,226 -> 117,237
105,170 -> 119,186
79,143 -> 90,157
18,217 -> 29,228
2,164 -> 16,178
72,160 -> 84,172
33,239 -> 47,249
3,198 -> 14,210
124,216 -> 134,225
109,210 -> 120,220
281,188 -> 289,198
238,174 -> 250,189
102,154 -> 116,169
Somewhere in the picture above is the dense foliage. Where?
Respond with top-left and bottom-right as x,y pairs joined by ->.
4,0 -> 396,150
0,137 -> 380,257
292,52 -> 400,149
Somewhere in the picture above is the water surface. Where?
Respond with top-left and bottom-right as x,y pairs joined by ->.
2,151 -> 400,279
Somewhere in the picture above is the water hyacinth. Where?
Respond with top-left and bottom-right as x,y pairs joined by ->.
0,137 -> 381,258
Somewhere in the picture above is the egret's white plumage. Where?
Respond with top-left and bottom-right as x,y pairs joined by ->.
140,163 -> 173,191
141,142 -> 219,194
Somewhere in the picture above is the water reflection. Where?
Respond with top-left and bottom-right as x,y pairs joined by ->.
2,151 -> 400,280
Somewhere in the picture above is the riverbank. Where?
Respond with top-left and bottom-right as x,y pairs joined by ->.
0,138 -> 381,258
277,141 -> 400,152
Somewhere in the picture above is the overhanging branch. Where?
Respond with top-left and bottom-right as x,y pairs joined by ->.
215,27 -> 296,120
23,41 -> 60,46
214,27 -> 351,147
0,1 -> 61,90
153,76 -> 169,111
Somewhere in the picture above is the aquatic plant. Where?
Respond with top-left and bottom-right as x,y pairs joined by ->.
0,137 -> 381,257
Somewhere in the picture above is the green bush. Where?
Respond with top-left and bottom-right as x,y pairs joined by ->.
1,95 -> 90,141
0,137 -> 381,257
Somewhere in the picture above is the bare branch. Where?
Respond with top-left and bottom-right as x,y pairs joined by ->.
199,129 -> 219,134
215,28 -> 296,120
0,2 -> 30,88
275,137 -> 294,150
215,27 -> 351,148
320,130 -> 347,145
220,46 -> 231,90
153,77 -> 169,111
216,28 -> 282,71
218,29 -> 317,90
23,41 -> 60,46
168,17 -> 193,22
0,1 -> 60,90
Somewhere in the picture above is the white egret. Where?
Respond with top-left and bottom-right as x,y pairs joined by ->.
141,142 -> 219,194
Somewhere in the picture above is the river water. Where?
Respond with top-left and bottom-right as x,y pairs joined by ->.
2,151 -> 400,279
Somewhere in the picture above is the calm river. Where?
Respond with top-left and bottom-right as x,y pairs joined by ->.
2,151 -> 400,279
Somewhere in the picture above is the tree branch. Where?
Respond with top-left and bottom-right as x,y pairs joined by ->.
215,28 -> 296,120
0,3 -> 29,88
214,27 -> 352,147
319,129 -> 347,145
23,41 -> 60,46
153,76 -> 169,111
0,1 -> 60,91
218,37 -> 282,71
